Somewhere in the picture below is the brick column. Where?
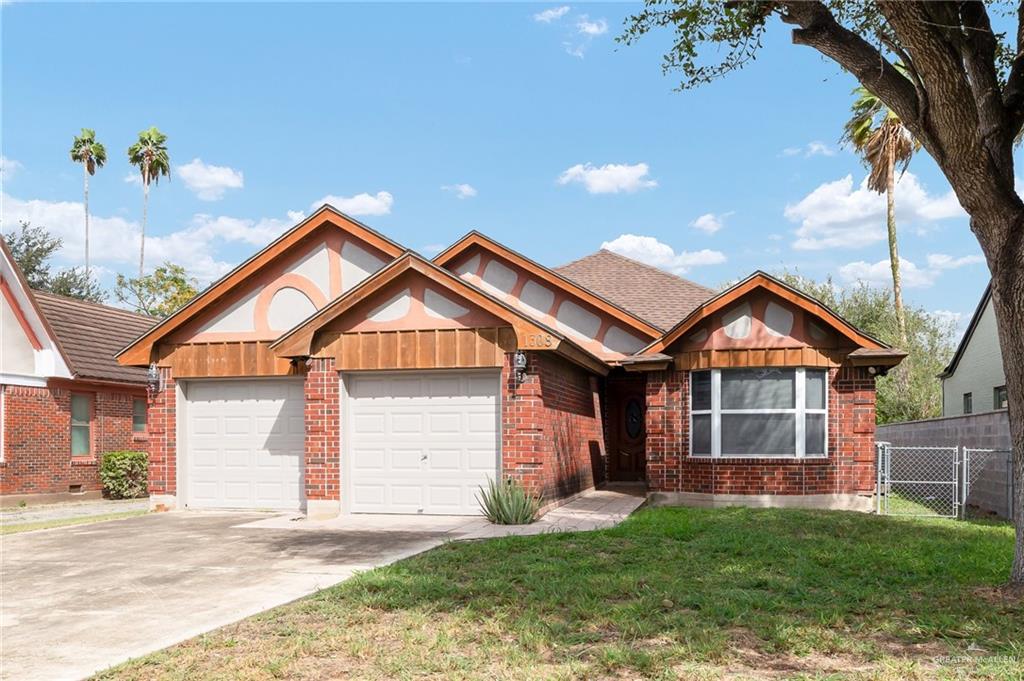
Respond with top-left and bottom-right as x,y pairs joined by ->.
147,368 -> 176,511
500,351 -> 544,495
304,357 -> 340,518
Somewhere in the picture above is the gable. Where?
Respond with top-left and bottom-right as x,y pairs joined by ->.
118,206 -> 404,365
440,241 -> 657,359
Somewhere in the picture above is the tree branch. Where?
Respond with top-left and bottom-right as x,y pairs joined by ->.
1003,1 -> 1024,137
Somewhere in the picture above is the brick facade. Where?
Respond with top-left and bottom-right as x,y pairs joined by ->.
502,351 -> 605,501
645,365 -> 877,497
145,368 -> 176,503
304,357 -> 341,503
1,382 -> 148,497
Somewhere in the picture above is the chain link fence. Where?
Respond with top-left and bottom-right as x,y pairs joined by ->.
876,443 -> 1014,519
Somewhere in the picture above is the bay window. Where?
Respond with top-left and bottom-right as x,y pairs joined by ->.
690,368 -> 827,458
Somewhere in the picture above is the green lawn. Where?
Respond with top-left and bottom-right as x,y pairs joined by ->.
0,510 -> 147,535
97,508 -> 1021,680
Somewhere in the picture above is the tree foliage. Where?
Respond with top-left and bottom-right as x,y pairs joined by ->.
115,263 -> 198,318
774,271 -> 955,424
2,222 -> 105,302
69,128 -> 107,175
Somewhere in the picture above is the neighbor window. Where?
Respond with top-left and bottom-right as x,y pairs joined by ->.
132,397 -> 147,433
70,394 -> 92,456
963,392 -> 973,414
994,386 -> 1008,410
690,368 -> 827,458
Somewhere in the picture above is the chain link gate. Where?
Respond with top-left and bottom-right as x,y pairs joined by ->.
876,443 -> 960,517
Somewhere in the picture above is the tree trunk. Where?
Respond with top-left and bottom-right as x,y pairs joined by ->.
886,149 -> 907,346
139,171 -> 148,279
83,162 -> 90,280
988,271 -> 1024,584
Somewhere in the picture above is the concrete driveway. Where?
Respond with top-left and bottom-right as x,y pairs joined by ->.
0,512 -> 453,681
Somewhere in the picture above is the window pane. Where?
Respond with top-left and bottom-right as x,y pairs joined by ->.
692,413 -> 712,455
691,371 -> 711,411
71,394 -> 91,424
71,425 -> 90,456
995,386 -> 1008,410
805,370 -> 826,410
133,398 -> 147,432
721,369 -> 794,410
721,413 -> 795,455
805,413 -> 826,455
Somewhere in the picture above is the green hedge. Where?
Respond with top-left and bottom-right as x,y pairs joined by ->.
99,450 -> 149,499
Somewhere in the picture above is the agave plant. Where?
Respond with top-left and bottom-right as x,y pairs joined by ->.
476,477 -> 542,525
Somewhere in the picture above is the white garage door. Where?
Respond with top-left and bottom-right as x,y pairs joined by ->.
182,379 -> 305,511
344,370 -> 500,515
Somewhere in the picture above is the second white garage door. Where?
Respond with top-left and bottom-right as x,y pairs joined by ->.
344,370 -> 500,515
181,379 -> 305,511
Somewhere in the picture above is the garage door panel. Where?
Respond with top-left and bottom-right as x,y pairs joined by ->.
346,370 -> 499,515
183,379 -> 305,511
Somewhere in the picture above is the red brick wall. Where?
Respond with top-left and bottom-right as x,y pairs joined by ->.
502,352 -> 606,502
1,382 -> 148,497
645,365 -> 877,496
304,357 -> 340,502
146,368 -> 176,499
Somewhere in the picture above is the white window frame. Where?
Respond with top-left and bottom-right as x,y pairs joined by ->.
689,367 -> 828,459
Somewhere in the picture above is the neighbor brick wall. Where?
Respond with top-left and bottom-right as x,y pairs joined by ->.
645,365 -> 877,496
502,351 -> 606,501
1,382 -> 148,497
304,357 -> 340,501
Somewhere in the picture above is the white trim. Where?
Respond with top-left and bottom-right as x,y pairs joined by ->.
689,367 -> 829,459
1,384 -> 5,463
0,372 -> 47,388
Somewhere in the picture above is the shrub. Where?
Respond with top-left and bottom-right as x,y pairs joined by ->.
99,450 -> 148,499
476,477 -> 542,525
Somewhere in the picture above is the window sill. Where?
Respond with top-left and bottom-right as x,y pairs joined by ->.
687,455 -> 829,463
132,433 -> 149,443
70,457 -> 98,466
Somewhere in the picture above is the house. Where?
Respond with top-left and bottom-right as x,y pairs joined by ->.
1,239 -> 156,504
939,283 -> 1006,416
116,206 -> 905,518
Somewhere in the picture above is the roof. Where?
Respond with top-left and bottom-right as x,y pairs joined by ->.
554,249 -> 717,331
939,281 -> 991,379
642,271 -> 901,361
33,291 -> 156,384
433,232 -> 663,340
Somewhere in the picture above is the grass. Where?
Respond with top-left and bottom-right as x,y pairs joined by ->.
0,510 -> 147,535
96,507 -> 1021,680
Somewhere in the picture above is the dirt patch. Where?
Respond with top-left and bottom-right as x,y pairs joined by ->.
973,584 -> 1024,605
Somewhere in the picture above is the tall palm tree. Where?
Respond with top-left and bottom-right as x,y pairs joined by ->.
127,127 -> 170,277
68,129 -> 106,279
842,82 -> 919,346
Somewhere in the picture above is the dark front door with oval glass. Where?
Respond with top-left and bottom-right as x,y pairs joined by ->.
609,380 -> 647,481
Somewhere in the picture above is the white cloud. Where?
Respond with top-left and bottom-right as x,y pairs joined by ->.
123,173 -> 142,186
690,211 -> 732,235
576,15 -> 607,35
421,243 -> 445,255
177,158 -> 244,201
312,191 -> 394,216
0,156 -> 22,180
441,183 -> 477,199
286,210 -> 306,223
839,252 -> 984,290
0,192 -> 296,284
782,141 -> 835,158
931,309 -> 963,331
601,234 -> 725,275
558,162 -> 657,194
785,172 -> 966,250
533,5 -> 569,23
563,42 -> 587,59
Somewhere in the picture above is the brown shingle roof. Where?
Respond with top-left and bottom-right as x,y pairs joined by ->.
33,292 -> 157,385
554,249 -> 717,331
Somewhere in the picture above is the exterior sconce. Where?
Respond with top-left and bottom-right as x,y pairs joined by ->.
514,350 -> 528,383
146,363 -> 162,396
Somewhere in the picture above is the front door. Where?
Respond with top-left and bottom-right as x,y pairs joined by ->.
608,378 -> 647,481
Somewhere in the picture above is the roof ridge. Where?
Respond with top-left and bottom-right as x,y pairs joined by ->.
33,289 -> 157,322
592,248 -> 718,293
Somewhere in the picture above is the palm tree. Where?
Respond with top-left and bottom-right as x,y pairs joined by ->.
127,127 -> 170,277
68,129 -> 106,279
842,82 -> 919,345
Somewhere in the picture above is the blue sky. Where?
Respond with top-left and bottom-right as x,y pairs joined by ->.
0,2 -> 991,330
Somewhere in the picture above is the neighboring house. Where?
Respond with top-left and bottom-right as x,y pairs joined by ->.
939,283 -> 1006,416
0,239 -> 155,504
117,206 -> 904,518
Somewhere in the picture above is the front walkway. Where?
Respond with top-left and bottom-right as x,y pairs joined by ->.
239,485 -> 647,539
